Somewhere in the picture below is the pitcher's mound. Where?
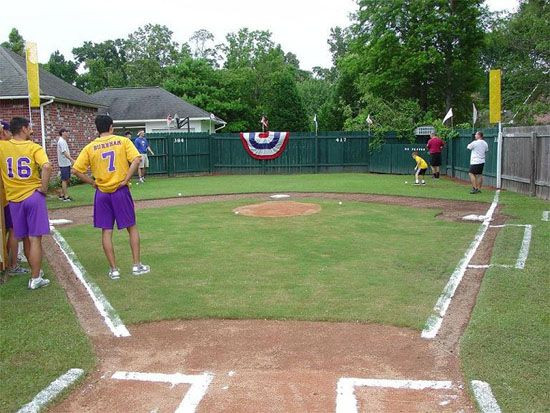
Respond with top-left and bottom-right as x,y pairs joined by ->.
234,201 -> 321,217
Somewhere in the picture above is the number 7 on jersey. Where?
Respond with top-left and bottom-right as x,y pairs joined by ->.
101,151 -> 116,172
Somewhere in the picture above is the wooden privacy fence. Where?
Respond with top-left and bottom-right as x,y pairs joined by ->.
501,126 -> 550,200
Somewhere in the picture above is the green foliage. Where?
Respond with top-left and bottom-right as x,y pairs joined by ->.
264,69 -> 308,131
125,24 -> 182,86
189,29 -> 218,64
338,0 -> 485,125
297,78 -> 333,131
222,28 -> 275,69
342,92 -> 423,149
482,0 -> 550,125
428,119 -> 461,141
47,174 -> 84,191
43,51 -> 78,85
1,28 -> 25,55
164,29 -> 308,132
73,39 -> 128,93
5,0 -> 544,133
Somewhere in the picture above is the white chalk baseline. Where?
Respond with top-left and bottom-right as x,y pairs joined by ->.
421,190 -> 500,339
51,227 -> 130,337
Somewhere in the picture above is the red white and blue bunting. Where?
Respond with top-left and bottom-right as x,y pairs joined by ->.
239,131 -> 290,160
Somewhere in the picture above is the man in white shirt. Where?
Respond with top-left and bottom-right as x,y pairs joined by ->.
467,131 -> 489,194
57,128 -> 76,201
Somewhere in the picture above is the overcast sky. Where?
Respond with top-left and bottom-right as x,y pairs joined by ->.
2,0 -> 519,71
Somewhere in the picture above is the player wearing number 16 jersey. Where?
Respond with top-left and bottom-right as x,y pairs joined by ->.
0,117 -> 52,289
72,115 -> 150,280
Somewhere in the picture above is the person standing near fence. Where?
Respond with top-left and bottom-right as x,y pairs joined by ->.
133,130 -> 154,183
467,131 -> 488,194
57,128 -> 76,201
426,132 -> 445,178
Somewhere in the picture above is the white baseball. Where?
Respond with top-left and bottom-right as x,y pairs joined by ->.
338,201 -> 342,205
235,211 -> 239,214
178,193 -> 182,196
405,181 -> 408,184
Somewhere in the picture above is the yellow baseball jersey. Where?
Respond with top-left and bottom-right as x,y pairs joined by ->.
0,139 -> 49,202
413,155 -> 428,169
73,135 -> 141,193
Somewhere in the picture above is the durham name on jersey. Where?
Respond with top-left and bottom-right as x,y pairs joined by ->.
73,135 -> 141,193
0,139 -> 49,202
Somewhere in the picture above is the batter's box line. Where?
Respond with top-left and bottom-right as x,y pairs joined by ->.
336,378 -> 501,413
469,224 -> 533,270
111,371 -> 213,413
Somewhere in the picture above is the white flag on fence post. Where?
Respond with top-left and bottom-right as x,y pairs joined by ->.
443,108 -> 453,124
472,103 -> 478,126
366,114 -> 373,125
313,113 -> 318,135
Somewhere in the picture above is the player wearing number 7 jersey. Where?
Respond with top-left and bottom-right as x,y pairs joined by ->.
0,117 -> 52,289
72,115 -> 150,279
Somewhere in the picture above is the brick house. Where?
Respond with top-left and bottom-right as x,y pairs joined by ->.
0,46 -> 104,176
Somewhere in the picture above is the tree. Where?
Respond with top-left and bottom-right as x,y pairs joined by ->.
222,28 -> 275,69
297,77 -> 333,131
189,29 -> 219,65
73,39 -> 128,93
483,0 -> 549,124
342,0 -> 485,122
164,56 -> 222,111
43,51 -> 78,85
327,26 -> 350,66
263,69 -> 308,131
1,28 -> 25,55
125,24 -> 181,86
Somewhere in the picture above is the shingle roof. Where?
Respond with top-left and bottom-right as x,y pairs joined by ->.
92,87 -> 224,123
0,46 -> 103,107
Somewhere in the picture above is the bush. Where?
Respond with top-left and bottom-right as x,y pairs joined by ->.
48,175 -> 84,192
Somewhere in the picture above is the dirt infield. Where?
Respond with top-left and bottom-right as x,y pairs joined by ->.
44,193 -> 504,412
234,200 -> 322,217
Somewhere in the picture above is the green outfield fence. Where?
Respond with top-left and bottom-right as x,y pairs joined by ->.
145,128 -> 498,182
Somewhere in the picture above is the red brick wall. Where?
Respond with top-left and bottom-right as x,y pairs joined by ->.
0,99 -> 98,177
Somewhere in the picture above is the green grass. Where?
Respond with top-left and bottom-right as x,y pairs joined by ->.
461,191 -> 550,412
5,173 -> 547,411
0,264 -> 95,412
59,199 -> 477,329
47,173 -> 495,209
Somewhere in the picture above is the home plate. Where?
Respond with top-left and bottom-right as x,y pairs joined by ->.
270,194 -> 290,199
462,214 -> 488,222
